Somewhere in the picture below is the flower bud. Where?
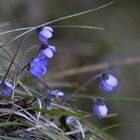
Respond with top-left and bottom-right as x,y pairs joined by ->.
45,90 -> 64,110
93,98 -> 108,117
38,26 -> 53,44
47,89 -> 64,97
39,45 -> 56,59
99,73 -> 118,92
0,81 -> 13,96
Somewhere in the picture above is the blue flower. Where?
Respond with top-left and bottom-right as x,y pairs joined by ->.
0,81 -> 13,96
38,26 -> 53,44
99,73 -> 118,92
45,103 -> 52,110
93,98 -> 108,117
66,116 -> 75,124
45,89 -> 64,110
39,45 -> 56,59
47,89 -> 64,97
30,57 -> 48,78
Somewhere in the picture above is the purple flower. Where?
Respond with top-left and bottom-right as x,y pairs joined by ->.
99,73 -> 118,92
39,45 -> 56,59
47,89 -> 64,97
0,81 -> 13,96
38,26 -> 53,44
66,116 -> 75,124
45,103 -> 52,110
93,98 -> 108,117
30,57 -> 48,78
45,89 -> 64,110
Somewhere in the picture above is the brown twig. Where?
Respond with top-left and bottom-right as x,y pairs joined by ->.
52,57 -> 140,78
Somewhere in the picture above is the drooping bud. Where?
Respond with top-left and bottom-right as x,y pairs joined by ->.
99,73 -> 118,92
38,26 -> 53,44
93,98 -> 108,117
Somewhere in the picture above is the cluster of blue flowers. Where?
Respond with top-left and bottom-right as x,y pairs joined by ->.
93,72 -> 118,118
0,26 -> 64,112
30,26 -> 56,78
0,25 -> 118,119
0,26 -> 56,96
30,26 -> 64,110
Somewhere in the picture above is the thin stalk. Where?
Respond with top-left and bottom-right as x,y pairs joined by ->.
71,74 -> 101,96
13,44 -> 40,86
1,36 -> 26,83
0,25 -> 104,36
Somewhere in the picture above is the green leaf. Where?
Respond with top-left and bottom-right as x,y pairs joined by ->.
33,108 -> 81,116
76,93 -> 140,102
104,113 -> 119,118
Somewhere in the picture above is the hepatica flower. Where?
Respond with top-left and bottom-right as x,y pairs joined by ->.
93,98 -> 108,117
45,89 -> 64,110
38,26 -> 53,44
66,116 -> 76,124
99,72 -> 118,92
30,57 -> 48,78
47,89 -> 64,97
45,103 -> 52,110
0,81 -> 13,96
39,45 -> 56,59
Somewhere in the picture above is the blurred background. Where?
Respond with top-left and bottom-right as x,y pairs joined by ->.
0,0 -> 140,139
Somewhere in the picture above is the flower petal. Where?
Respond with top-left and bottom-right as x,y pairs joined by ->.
93,99 -> 108,117
99,80 -> 113,92
38,59 -> 48,67
30,66 -> 46,77
38,34 -> 48,44
38,26 -> 53,44
105,74 -> 118,87
42,48 -> 53,58
99,73 -> 118,92
0,82 -> 13,96
48,45 -> 56,52
47,90 -> 64,97
43,26 -> 53,32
